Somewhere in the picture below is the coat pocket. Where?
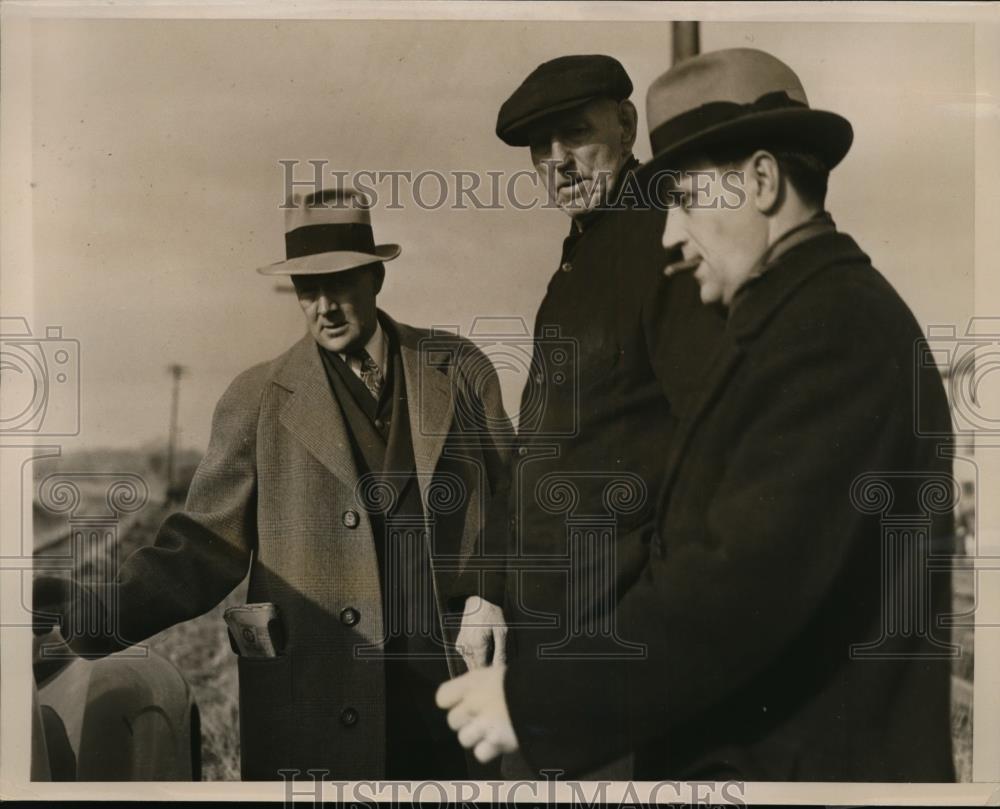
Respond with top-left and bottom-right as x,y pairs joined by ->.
237,653 -> 293,705
237,654 -> 295,780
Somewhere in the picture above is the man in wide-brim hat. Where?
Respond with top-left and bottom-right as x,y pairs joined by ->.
441,48 -> 956,782
35,187 -> 513,781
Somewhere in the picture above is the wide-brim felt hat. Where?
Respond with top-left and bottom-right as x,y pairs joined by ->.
643,48 -> 853,174
257,187 -> 401,276
496,54 -> 633,147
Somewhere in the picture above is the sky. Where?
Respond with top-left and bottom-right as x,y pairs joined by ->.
21,17 -> 975,452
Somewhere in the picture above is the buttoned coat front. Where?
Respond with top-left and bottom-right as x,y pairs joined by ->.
100,314 -> 512,780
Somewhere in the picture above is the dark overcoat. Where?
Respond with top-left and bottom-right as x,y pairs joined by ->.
502,162 -> 726,780
504,229 -> 957,781
66,313 -> 511,780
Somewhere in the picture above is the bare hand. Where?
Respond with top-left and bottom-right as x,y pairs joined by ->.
455,595 -> 507,670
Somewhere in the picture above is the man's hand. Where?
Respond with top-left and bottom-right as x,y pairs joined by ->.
436,664 -> 518,763
455,595 -> 507,670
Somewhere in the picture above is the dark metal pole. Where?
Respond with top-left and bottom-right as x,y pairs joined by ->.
165,363 -> 186,502
672,21 -> 701,64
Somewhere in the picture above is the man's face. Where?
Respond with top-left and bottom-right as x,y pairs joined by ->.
527,98 -> 632,219
292,266 -> 380,353
661,160 -> 768,306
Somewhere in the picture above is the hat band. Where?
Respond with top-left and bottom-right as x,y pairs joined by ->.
649,90 -> 807,156
285,223 -> 377,260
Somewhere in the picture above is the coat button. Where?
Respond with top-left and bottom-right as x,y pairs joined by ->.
340,707 -> 359,727
374,418 -> 385,430
517,446 -> 529,457
342,510 -> 359,529
560,261 -> 573,273
340,607 -> 360,627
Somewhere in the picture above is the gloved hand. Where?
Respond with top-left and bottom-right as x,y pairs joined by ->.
31,575 -> 116,658
31,575 -> 72,637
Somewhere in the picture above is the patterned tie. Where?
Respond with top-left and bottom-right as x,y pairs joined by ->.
352,348 -> 384,401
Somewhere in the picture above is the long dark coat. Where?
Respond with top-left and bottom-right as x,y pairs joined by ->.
67,313 -> 511,780
501,163 -> 726,780
504,229 -> 957,782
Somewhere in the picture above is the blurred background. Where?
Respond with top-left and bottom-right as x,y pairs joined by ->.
18,17 -> 975,780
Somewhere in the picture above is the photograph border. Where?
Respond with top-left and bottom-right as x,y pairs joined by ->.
2,1 -> 999,804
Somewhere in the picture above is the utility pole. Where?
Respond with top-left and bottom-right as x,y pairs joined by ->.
672,21 -> 700,64
165,363 -> 186,503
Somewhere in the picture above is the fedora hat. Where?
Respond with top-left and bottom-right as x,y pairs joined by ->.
644,48 -> 853,172
257,187 -> 401,276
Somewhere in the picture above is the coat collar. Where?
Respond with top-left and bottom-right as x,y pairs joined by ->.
272,310 -> 456,492
727,229 -> 870,343
658,229 -> 872,510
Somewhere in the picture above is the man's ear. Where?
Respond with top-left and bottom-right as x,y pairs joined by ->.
749,150 -> 782,214
371,263 -> 386,295
617,100 -> 639,152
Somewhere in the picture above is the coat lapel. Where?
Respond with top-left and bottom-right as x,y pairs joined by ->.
381,347 -> 413,477
275,335 -> 359,488
389,316 -> 455,513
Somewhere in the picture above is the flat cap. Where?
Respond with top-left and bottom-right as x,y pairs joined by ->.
496,54 -> 633,146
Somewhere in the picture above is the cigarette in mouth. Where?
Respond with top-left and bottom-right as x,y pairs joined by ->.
664,256 -> 701,276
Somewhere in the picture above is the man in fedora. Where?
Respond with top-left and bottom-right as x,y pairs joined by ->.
33,188 -> 512,780
436,53 -> 725,777
440,49 -> 956,782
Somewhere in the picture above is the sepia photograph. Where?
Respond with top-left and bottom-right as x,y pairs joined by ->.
1,2 -> 998,805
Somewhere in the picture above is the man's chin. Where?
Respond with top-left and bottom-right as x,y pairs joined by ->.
553,185 -> 593,217
313,327 -> 355,353
698,285 -> 724,306
558,194 -> 597,219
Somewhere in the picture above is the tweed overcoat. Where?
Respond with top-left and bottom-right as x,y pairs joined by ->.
71,313 -> 512,780
504,229 -> 956,781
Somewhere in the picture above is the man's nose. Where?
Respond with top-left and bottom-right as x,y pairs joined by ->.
316,293 -> 336,316
662,210 -> 687,252
550,139 -> 571,169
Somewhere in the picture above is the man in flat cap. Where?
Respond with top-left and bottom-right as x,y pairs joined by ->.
34,188 -> 512,781
441,48 -> 956,782
436,55 -> 725,775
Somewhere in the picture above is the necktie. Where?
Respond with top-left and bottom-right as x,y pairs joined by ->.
352,349 -> 384,401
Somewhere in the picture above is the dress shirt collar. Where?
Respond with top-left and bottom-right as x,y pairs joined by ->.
339,319 -> 387,373
729,211 -> 837,315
